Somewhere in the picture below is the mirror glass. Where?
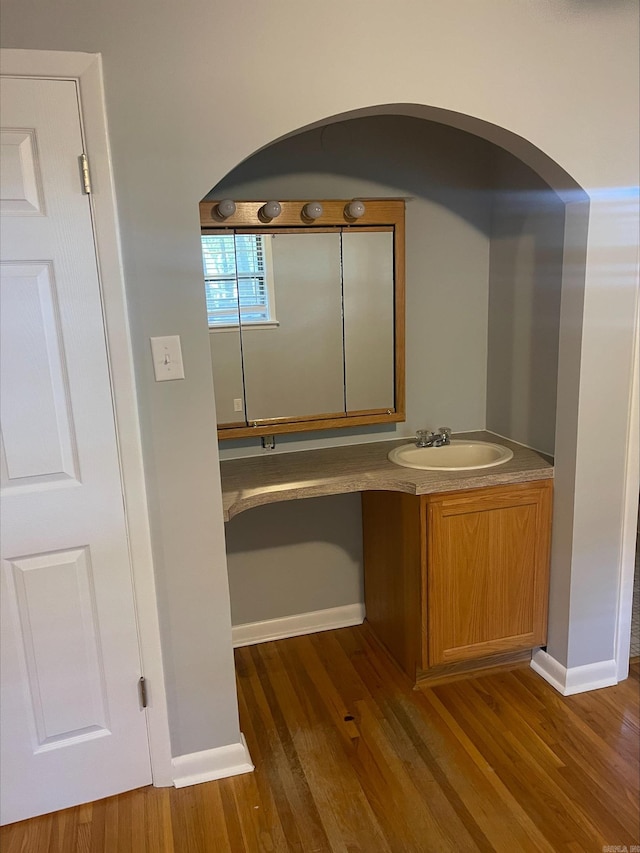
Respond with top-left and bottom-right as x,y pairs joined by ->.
342,229 -> 394,412
201,200 -> 405,439
242,231 -> 344,422
203,231 -> 245,426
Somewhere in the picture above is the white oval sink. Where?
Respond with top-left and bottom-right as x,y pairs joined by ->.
388,440 -> 514,471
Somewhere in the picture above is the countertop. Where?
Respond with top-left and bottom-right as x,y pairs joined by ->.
219,431 -> 553,520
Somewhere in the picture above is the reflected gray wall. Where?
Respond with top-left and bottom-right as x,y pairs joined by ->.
210,331 -> 244,424
242,233 -> 345,420
343,230 -> 395,412
486,153 -> 565,455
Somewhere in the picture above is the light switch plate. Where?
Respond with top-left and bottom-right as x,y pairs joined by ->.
150,335 -> 185,381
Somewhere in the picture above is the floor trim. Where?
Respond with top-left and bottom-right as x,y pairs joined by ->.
171,735 -> 254,788
232,603 -> 366,648
531,648 -> 618,695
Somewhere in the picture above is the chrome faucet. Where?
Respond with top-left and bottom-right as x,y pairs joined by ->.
415,427 -> 452,448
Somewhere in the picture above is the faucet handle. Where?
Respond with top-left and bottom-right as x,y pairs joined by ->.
438,427 -> 452,443
415,429 -> 431,447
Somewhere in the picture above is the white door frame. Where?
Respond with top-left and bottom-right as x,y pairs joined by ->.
0,48 -> 173,786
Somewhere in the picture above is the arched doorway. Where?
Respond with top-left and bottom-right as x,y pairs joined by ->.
201,105 -> 636,688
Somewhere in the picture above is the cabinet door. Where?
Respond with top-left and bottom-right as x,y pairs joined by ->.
426,481 -> 552,666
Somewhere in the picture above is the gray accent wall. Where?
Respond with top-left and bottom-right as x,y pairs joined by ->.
225,495 -> 363,626
486,153 -> 565,456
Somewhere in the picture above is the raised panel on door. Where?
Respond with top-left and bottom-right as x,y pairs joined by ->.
427,482 -> 552,666
0,75 -> 151,825
0,128 -> 45,216
0,262 -> 79,487
4,548 -> 109,750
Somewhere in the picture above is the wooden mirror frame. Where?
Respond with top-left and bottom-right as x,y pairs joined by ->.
199,199 -> 405,440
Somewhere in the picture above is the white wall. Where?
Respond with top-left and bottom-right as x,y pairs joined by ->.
1,0 -> 637,757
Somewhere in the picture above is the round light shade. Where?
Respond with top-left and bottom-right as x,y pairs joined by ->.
303,201 -> 323,220
346,200 -> 366,219
261,200 -> 282,220
216,199 -> 236,219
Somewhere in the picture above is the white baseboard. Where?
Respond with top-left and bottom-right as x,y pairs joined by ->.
232,603 -> 366,648
530,649 -> 618,695
171,734 -> 254,788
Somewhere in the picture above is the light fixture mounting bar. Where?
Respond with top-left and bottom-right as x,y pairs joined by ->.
199,199 -> 404,228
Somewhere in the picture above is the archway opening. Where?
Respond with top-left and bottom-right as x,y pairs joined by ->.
199,105 -> 601,674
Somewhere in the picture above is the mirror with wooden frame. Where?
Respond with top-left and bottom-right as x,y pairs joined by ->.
199,199 -> 405,440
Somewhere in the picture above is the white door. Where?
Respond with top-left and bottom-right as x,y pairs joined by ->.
0,76 -> 151,825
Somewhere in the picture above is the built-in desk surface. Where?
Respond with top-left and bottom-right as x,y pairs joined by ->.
219,431 -> 553,520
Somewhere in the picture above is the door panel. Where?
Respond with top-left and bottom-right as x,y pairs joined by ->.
6,548 -> 109,748
0,76 -> 151,825
0,127 -> 45,215
0,262 -> 79,484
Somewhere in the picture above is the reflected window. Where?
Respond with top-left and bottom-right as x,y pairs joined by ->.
201,233 -> 277,327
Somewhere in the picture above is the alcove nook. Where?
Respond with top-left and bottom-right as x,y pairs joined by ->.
198,105 -> 626,675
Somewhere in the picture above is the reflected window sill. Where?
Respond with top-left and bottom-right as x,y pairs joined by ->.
209,320 -> 280,334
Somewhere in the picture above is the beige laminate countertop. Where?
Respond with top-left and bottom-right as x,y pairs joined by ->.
219,431 -> 553,520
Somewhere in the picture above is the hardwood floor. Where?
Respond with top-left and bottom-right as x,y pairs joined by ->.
2,624 -> 639,852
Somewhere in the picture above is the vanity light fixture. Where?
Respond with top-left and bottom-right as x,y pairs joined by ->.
259,200 -> 282,221
302,201 -> 324,220
345,199 -> 366,220
215,198 -> 236,219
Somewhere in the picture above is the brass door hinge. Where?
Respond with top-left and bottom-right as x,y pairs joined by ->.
80,153 -> 92,194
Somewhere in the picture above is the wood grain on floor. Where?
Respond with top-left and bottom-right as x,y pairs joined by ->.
2,624 -> 639,852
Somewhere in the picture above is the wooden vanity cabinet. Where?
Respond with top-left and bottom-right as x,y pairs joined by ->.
362,480 -> 552,684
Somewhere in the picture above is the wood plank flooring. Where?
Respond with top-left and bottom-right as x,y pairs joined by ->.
2,625 -> 639,852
